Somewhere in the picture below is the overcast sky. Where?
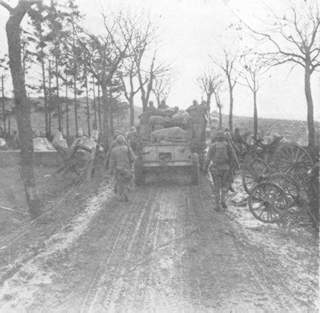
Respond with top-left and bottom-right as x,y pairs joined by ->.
0,0 -> 319,121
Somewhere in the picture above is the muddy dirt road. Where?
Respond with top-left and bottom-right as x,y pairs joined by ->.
0,175 -> 318,312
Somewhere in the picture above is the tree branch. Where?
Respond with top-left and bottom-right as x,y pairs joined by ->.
0,0 -> 13,12
308,16 -> 320,49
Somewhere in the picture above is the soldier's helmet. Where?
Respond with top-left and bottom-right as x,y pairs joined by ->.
116,135 -> 126,145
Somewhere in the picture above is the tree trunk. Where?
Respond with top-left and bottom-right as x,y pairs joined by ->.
8,116 -> 11,135
97,84 -> 102,133
218,105 -> 222,129
92,77 -> 97,130
141,88 -> 147,112
156,95 -> 160,108
304,66 -> 318,227
48,59 -> 52,138
55,56 -> 62,132
6,9 -> 41,214
65,75 -> 70,139
1,75 -> 5,133
206,94 -> 211,114
85,72 -> 91,136
40,58 -> 48,137
304,68 -> 315,152
129,94 -> 134,127
206,93 -> 211,125
107,87 -> 113,139
253,91 -> 258,140
72,25 -> 78,137
73,76 -> 78,136
101,83 -> 110,149
228,79 -> 233,132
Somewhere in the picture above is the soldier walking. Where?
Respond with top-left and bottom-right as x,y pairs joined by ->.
205,130 -> 237,211
109,135 -> 135,201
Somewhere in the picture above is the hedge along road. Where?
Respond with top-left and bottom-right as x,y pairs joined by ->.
0,172 -> 318,313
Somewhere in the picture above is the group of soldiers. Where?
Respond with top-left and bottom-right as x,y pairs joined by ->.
107,125 -> 240,210
107,101 -> 242,210
51,97 -> 243,208
47,95 -> 244,210
108,99 -> 210,202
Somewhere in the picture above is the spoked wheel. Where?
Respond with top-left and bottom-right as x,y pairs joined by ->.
241,158 -> 270,194
267,173 -> 300,208
248,182 -> 289,223
272,143 -> 314,188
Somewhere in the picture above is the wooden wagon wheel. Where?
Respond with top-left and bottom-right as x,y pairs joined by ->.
248,182 -> 289,223
241,158 -> 270,194
272,143 -> 313,188
267,173 -> 300,208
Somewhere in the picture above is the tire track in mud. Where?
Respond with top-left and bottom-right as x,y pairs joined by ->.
80,186 -> 158,313
107,187 -> 161,312
6,175 -> 315,312
78,209 -> 129,313
128,183 -> 190,313
187,177 -> 308,312
25,184 -> 144,313
193,181 -> 281,311
42,190 -> 131,313
84,182 -> 192,313
93,191 -> 157,312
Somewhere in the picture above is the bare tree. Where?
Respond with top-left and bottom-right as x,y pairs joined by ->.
239,54 -> 268,139
212,50 -> 239,132
120,17 -> 170,112
0,55 -> 9,133
118,17 -> 152,125
153,77 -> 170,107
135,52 -> 169,111
120,59 -> 143,127
0,0 -> 41,215
128,21 -> 152,112
250,0 -> 320,151
197,72 -> 221,117
210,74 -> 224,128
78,14 -> 133,146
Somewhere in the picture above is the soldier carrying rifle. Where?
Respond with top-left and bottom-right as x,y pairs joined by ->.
205,130 -> 238,211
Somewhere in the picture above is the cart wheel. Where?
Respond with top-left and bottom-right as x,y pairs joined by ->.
268,173 -> 300,207
241,158 -> 269,194
191,153 -> 200,185
248,182 -> 289,223
272,143 -> 313,186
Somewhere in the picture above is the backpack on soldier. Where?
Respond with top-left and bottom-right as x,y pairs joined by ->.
212,141 -> 230,165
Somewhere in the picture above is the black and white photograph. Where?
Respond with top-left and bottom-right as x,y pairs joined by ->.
0,0 -> 319,312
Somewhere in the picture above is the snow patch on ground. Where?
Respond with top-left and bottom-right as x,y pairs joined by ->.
0,183 -> 113,312
225,177 -> 319,312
